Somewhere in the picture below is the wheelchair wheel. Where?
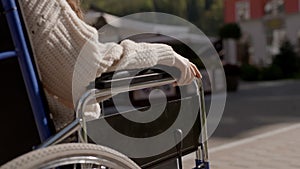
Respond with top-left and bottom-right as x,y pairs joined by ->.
0,143 -> 140,169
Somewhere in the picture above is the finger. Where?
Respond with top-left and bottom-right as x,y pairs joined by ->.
188,66 -> 197,84
191,63 -> 202,78
190,65 -> 196,76
190,63 -> 200,77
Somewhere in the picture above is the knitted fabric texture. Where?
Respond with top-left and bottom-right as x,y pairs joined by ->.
19,0 -> 175,131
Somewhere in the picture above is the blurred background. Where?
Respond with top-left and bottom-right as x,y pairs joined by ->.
1,0 -> 299,168
80,0 -> 300,89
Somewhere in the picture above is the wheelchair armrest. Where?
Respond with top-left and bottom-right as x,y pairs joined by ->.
94,68 -> 175,90
92,68 -> 177,102
76,68 -> 176,118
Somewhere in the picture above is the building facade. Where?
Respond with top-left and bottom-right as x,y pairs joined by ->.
224,0 -> 300,66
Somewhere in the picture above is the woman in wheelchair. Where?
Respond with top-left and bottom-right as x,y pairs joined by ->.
19,0 -> 201,131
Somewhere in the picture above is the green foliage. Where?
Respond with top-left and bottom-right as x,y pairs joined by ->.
261,65 -> 284,80
272,41 -> 300,78
86,0 -> 154,15
219,23 -> 242,39
81,0 -> 224,36
241,41 -> 300,81
293,72 -> 300,79
223,64 -> 240,76
199,0 -> 224,36
240,64 -> 261,81
153,0 -> 187,18
187,0 -> 199,22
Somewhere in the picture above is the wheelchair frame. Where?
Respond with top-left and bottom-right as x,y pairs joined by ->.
0,0 -> 209,168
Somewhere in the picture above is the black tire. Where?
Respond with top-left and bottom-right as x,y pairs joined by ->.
0,143 -> 140,169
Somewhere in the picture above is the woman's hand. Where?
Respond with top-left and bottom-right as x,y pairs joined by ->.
116,40 -> 201,86
190,62 -> 202,78
172,52 -> 201,86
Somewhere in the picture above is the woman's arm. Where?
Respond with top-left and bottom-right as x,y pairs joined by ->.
20,0 -> 200,101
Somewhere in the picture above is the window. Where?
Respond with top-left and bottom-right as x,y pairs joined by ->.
235,1 -> 250,21
264,0 -> 284,15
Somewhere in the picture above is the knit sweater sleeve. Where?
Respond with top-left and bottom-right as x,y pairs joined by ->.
107,39 -> 175,72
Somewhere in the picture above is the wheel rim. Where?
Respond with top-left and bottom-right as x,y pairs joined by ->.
36,156 -> 129,169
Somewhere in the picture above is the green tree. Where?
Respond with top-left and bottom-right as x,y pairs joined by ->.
187,0 -> 199,22
84,0 -> 154,15
82,0 -> 224,36
219,23 -> 242,39
203,0 -> 224,36
153,0 -> 187,18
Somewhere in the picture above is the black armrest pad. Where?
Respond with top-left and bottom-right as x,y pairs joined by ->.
95,68 -> 174,89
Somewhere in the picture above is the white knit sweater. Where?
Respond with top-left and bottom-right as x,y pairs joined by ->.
19,0 -> 176,130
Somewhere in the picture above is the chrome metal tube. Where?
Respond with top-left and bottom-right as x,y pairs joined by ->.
196,79 -> 209,162
95,78 -> 176,100
37,119 -> 81,149
76,77 -> 176,118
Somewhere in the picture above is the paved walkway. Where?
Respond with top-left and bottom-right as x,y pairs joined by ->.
183,123 -> 300,169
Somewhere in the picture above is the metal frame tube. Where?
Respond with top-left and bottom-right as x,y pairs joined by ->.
1,0 -> 52,141
196,79 -> 209,162
37,118 -> 81,149
76,78 -> 176,118
95,78 -> 176,100
0,51 -> 17,60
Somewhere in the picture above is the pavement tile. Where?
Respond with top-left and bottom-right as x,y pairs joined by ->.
209,124 -> 300,169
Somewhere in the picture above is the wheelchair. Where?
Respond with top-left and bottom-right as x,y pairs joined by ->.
0,0 -> 209,168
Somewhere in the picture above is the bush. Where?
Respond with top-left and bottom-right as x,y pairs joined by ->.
240,64 -> 260,81
272,41 -> 300,78
240,42 -> 300,81
223,64 -> 240,76
219,23 -> 242,40
261,65 -> 284,80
